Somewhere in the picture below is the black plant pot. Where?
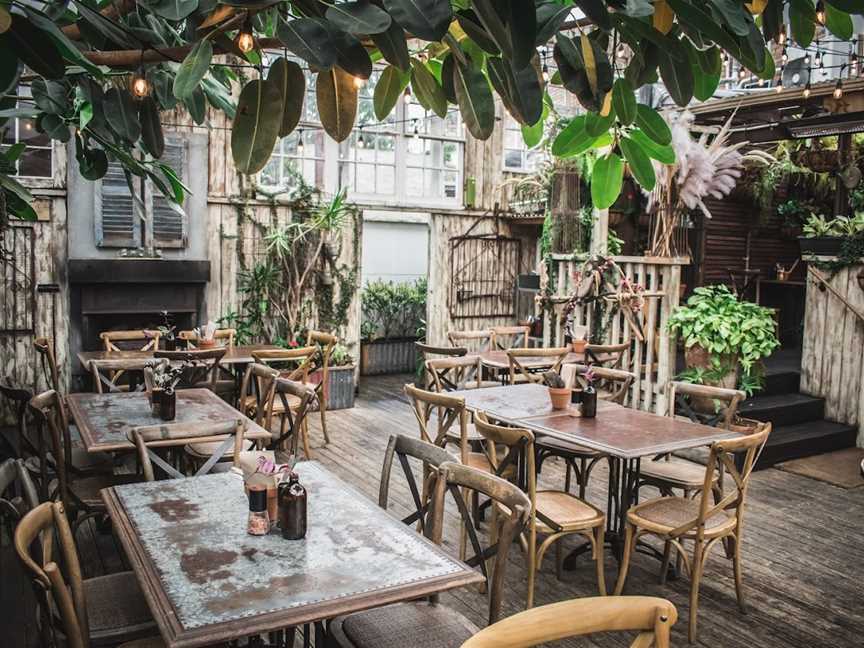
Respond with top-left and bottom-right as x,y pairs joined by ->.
798,236 -> 843,257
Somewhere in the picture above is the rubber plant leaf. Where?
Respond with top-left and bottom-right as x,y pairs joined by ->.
232,79 -> 282,174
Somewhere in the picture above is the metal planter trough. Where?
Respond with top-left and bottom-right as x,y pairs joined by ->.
360,338 -> 418,375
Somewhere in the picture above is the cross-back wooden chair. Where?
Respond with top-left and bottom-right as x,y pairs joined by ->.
306,330 -> 337,444
88,358 -> 168,394
178,328 -> 236,348
131,419 -> 245,482
153,348 -> 235,402
403,383 -> 470,465
614,422 -> 772,643
426,355 -> 485,392
448,329 -> 493,352
0,457 -> 40,521
415,342 -> 467,389
639,382 -> 746,501
475,412 -> 606,608
237,362 -> 280,422
562,363 -> 636,404
14,501 -> 156,648
329,461 -> 531,648
378,434 -> 459,535
0,376 -> 39,462
491,325 -> 530,350
585,341 -> 629,368
506,347 -> 570,385
33,336 -> 61,394
265,377 -> 318,458
252,347 -> 321,445
461,596 -> 678,648
99,330 -> 160,389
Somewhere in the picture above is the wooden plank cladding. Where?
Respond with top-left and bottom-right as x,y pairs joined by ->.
541,254 -> 685,415
801,263 -> 864,444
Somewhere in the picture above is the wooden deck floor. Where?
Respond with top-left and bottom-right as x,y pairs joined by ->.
4,374 -> 863,647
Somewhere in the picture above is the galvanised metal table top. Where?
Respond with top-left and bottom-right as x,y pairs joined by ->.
102,462 -> 482,648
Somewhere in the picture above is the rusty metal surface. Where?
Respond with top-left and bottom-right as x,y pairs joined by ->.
67,389 -> 271,453
110,464 -> 473,637
77,344 -> 281,369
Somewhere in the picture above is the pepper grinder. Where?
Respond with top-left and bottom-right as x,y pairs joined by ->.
278,472 -> 307,540
247,485 -> 270,535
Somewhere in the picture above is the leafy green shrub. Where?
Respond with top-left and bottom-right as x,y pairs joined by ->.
668,285 -> 779,389
802,212 -> 864,238
361,277 -> 428,341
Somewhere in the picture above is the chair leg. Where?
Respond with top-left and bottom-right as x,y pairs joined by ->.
301,418 -> 313,460
660,540 -> 672,585
564,462 -> 572,493
578,457 -> 588,499
613,523 -> 636,595
555,542 -> 563,581
319,406 -> 330,445
732,534 -> 747,613
594,525 -> 606,596
688,539 -> 706,643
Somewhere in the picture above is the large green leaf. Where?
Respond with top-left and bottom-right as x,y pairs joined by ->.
104,88 -> 141,143
825,4 -> 854,40
151,68 -> 178,110
371,21 -> 410,72
373,65 -> 409,120
508,0 -> 536,70
534,2 -> 571,45
789,0 -> 816,47
708,0 -> 753,36
826,0 -> 864,14
658,39 -> 694,106
612,78 -> 636,125
39,113 -> 70,143
554,32 -> 613,113
381,0 -> 452,42
662,0 -> 740,57
75,133 -> 108,181
574,0 -> 611,30
73,1 -> 138,48
139,0 -> 199,20
585,111 -> 614,137
441,53 -> 456,103
20,7 -> 103,77
487,56 -> 543,125
268,58 -> 305,137
1,15 -> 64,80
0,36 -> 20,97
277,18 -> 337,70
629,129 -> 676,164
619,136 -> 655,191
410,59 -> 447,118
316,67 -> 358,142
325,1 -> 392,35
232,79 -> 282,174
139,96 -> 165,158
331,28 -> 373,79
470,0 -> 512,59
173,38 -> 213,100
453,58 -> 495,140
521,99 -> 548,148
457,11 -> 500,54
634,104 -> 671,145
31,79 -> 69,115
551,115 -> 596,157
591,152 -> 624,210
184,86 -> 207,124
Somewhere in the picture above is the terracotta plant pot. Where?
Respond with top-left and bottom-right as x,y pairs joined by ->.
197,339 -> 216,349
571,339 -> 588,354
548,386 -> 571,410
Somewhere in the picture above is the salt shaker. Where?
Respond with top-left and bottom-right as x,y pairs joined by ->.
247,485 -> 269,535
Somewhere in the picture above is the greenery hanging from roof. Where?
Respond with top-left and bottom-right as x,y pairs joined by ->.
1,0 -> 862,228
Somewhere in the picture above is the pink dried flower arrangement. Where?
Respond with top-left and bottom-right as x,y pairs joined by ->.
254,456 -> 291,477
582,366 -> 596,385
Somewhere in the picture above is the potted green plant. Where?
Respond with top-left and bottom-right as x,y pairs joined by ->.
799,213 -> 844,257
360,278 -> 427,375
668,285 -> 780,409
776,199 -> 810,239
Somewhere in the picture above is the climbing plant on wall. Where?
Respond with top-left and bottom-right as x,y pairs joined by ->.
1,0 -> 862,229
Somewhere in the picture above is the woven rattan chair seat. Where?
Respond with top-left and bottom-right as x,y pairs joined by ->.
628,496 -> 735,537
640,458 -> 718,488
84,571 -> 156,643
535,490 -> 605,531
333,602 -> 481,648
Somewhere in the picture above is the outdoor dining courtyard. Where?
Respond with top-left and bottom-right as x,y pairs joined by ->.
5,1 -> 864,647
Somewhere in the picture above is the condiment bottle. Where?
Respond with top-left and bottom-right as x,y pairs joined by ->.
247,485 -> 269,536
278,472 -> 307,540
581,384 -> 597,418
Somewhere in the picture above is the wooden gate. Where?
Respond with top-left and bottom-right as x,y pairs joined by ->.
449,234 -> 521,319
0,225 -> 36,335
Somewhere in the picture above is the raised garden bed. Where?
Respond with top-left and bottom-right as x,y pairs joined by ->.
360,338 -> 418,375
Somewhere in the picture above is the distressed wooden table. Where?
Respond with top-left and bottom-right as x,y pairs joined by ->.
78,344 -> 282,369
452,383 -> 617,421
102,464 -> 483,648
67,389 -> 271,454
477,350 -> 588,371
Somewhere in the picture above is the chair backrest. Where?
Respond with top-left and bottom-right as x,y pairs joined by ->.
0,458 -> 40,521
28,390 -> 74,512
130,419 -> 245,481
432,462 -> 530,624
379,434 -> 458,532
403,383 -> 469,461
460,596 -> 678,648
33,337 -> 61,394
585,342 -> 629,369
88,358 -> 168,394
447,330 -> 493,353
416,343 -> 467,388
473,412 -> 534,492
491,325 -> 530,350
238,362 -> 279,423
562,363 -> 636,405
178,328 -> 236,348
268,377 -> 317,453
506,347 -> 570,384
426,355 -> 483,392
15,501 -> 91,648
154,348 -> 228,390
675,422 -> 772,541
253,347 -> 317,383
306,331 -> 338,405
0,376 -> 35,458
668,381 -> 746,429
100,329 -> 159,352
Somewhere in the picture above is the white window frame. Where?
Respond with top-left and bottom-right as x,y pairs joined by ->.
2,86 -> 55,188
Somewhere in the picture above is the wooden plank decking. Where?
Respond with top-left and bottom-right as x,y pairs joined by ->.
4,374 -> 863,647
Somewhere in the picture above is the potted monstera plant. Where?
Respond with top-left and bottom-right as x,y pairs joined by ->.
668,285 -> 779,409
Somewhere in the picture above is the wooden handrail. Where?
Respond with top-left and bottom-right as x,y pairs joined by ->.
808,266 -> 864,325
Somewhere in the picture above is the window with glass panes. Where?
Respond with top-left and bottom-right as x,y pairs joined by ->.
1,86 -> 53,178
260,60 -> 325,191
502,113 -> 546,173
404,101 -> 462,201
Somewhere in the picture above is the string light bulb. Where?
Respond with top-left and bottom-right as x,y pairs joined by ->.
778,26 -> 787,46
781,48 -> 788,64
542,63 -> 549,83
616,42 -> 626,58
413,119 -> 420,136
357,128 -> 365,148
803,81 -> 812,98
403,86 -> 411,104
804,53 -> 811,66
816,1 -> 825,24
296,129 -> 304,155
131,69 -> 151,98
235,19 -> 255,54
834,78 -> 844,99
354,76 -> 365,89
816,51 -> 823,68
738,67 -> 748,80
775,78 -> 783,93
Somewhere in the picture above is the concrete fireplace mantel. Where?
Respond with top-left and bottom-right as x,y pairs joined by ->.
69,258 -> 210,284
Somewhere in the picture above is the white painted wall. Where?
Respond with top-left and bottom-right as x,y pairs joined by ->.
361,211 -> 430,285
